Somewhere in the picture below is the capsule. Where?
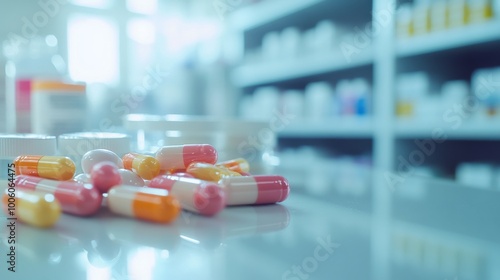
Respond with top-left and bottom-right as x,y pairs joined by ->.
15,175 -> 102,216
2,189 -> 61,228
216,158 -> 250,174
14,155 -> 76,181
218,175 -> 290,205
123,153 -> 161,180
155,144 -> 218,172
107,185 -> 180,223
81,149 -> 123,174
149,175 -> 226,216
187,162 -> 241,182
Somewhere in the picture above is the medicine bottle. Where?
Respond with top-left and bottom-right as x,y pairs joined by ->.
2,35 -> 67,133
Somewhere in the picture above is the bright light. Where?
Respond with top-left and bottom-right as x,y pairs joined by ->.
127,19 -> 156,45
162,17 -> 222,55
127,0 -> 157,14
127,247 -> 156,280
71,0 -> 113,9
86,265 -> 111,280
68,15 -> 119,84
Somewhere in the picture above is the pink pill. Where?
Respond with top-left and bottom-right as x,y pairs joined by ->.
82,149 -> 123,174
149,175 -> 225,216
91,162 -> 122,193
155,145 -> 218,172
118,169 -> 145,187
218,175 -> 289,205
15,175 -> 102,216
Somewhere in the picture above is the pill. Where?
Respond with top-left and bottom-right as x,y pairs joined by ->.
216,158 -> 250,174
91,161 -> 122,193
118,169 -> 145,187
122,153 -> 161,180
155,144 -> 218,172
82,149 -> 123,174
218,175 -> 290,205
2,189 -> 61,228
187,162 -> 241,182
14,155 -> 76,181
149,175 -> 225,216
107,185 -> 180,223
15,175 -> 102,216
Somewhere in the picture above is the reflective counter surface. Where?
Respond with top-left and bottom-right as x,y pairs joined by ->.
1,170 -> 499,280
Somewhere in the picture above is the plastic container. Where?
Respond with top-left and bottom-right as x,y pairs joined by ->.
468,0 -> 493,23
31,80 -> 87,135
430,0 -> 448,32
3,35 -> 67,133
448,0 -> 469,28
397,4 -> 414,38
123,114 -> 275,175
58,132 -> 131,173
0,134 -> 57,180
413,0 -> 431,35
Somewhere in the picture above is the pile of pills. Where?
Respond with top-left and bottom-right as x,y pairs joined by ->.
3,144 -> 290,227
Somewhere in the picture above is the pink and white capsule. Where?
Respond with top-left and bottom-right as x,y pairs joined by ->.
149,175 -> 225,216
218,175 -> 290,205
155,144 -> 217,172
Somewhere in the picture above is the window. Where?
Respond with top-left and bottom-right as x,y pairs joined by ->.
67,15 -> 120,84
70,0 -> 113,9
126,0 -> 157,14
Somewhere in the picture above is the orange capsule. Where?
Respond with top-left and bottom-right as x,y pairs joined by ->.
15,155 -> 75,181
216,158 -> 250,174
107,185 -> 180,223
187,162 -> 241,182
122,153 -> 161,180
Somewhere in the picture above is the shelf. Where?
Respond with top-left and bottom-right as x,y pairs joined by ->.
395,119 -> 500,140
232,51 -> 373,87
228,0 -> 324,31
396,20 -> 500,58
278,118 -> 373,138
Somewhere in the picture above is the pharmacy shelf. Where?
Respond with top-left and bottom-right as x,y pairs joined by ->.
232,51 -> 373,87
228,0 -> 324,31
395,119 -> 500,140
396,20 -> 500,58
278,118 -> 373,138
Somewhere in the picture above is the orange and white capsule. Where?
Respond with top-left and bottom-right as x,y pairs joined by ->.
149,175 -> 226,216
216,158 -> 250,174
218,175 -> 290,205
122,153 -> 160,180
107,185 -> 180,223
187,162 -> 241,182
155,144 -> 218,172
2,189 -> 61,228
14,155 -> 76,181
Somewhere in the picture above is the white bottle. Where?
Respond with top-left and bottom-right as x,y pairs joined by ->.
3,35 -> 66,133
305,82 -> 333,120
31,80 -> 87,135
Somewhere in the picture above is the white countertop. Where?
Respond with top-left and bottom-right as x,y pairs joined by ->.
1,172 -> 500,280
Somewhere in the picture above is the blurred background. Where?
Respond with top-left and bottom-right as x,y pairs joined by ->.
1,0 -> 500,186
